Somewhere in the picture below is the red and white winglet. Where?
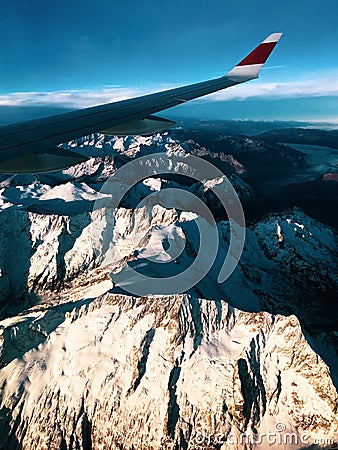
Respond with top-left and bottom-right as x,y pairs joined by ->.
226,33 -> 283,82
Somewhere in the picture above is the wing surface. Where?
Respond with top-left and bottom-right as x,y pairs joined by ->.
0,33 -> 282,173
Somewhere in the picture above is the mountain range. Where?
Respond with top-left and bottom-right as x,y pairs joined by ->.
0,123 -> 337,449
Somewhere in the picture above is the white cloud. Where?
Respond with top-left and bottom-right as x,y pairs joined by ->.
208,77 -> 338,101
1,74 -> 338,108
0,87 -> 148,108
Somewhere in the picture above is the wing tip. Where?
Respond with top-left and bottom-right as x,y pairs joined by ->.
263,32 -> 283,44
226,32 -> 283,82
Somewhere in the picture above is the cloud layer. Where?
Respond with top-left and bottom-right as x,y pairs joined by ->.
0,87 -> 145,108
210,77 -> 338,101
1,73 -> 338,109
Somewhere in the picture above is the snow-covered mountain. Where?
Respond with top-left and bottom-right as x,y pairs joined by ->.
1,294 -> 337,450
0,131 -> 337,449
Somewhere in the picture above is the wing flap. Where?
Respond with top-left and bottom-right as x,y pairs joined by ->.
100,115 -> 176,136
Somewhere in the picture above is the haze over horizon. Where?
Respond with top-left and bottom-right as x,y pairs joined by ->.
0,0 -> 337,122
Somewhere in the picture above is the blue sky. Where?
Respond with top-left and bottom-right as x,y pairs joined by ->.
0,0 -> 338,122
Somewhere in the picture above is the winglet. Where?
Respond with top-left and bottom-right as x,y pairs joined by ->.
226,33 -> 283,82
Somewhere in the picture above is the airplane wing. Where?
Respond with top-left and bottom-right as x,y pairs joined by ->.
0,33 -> 282,173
